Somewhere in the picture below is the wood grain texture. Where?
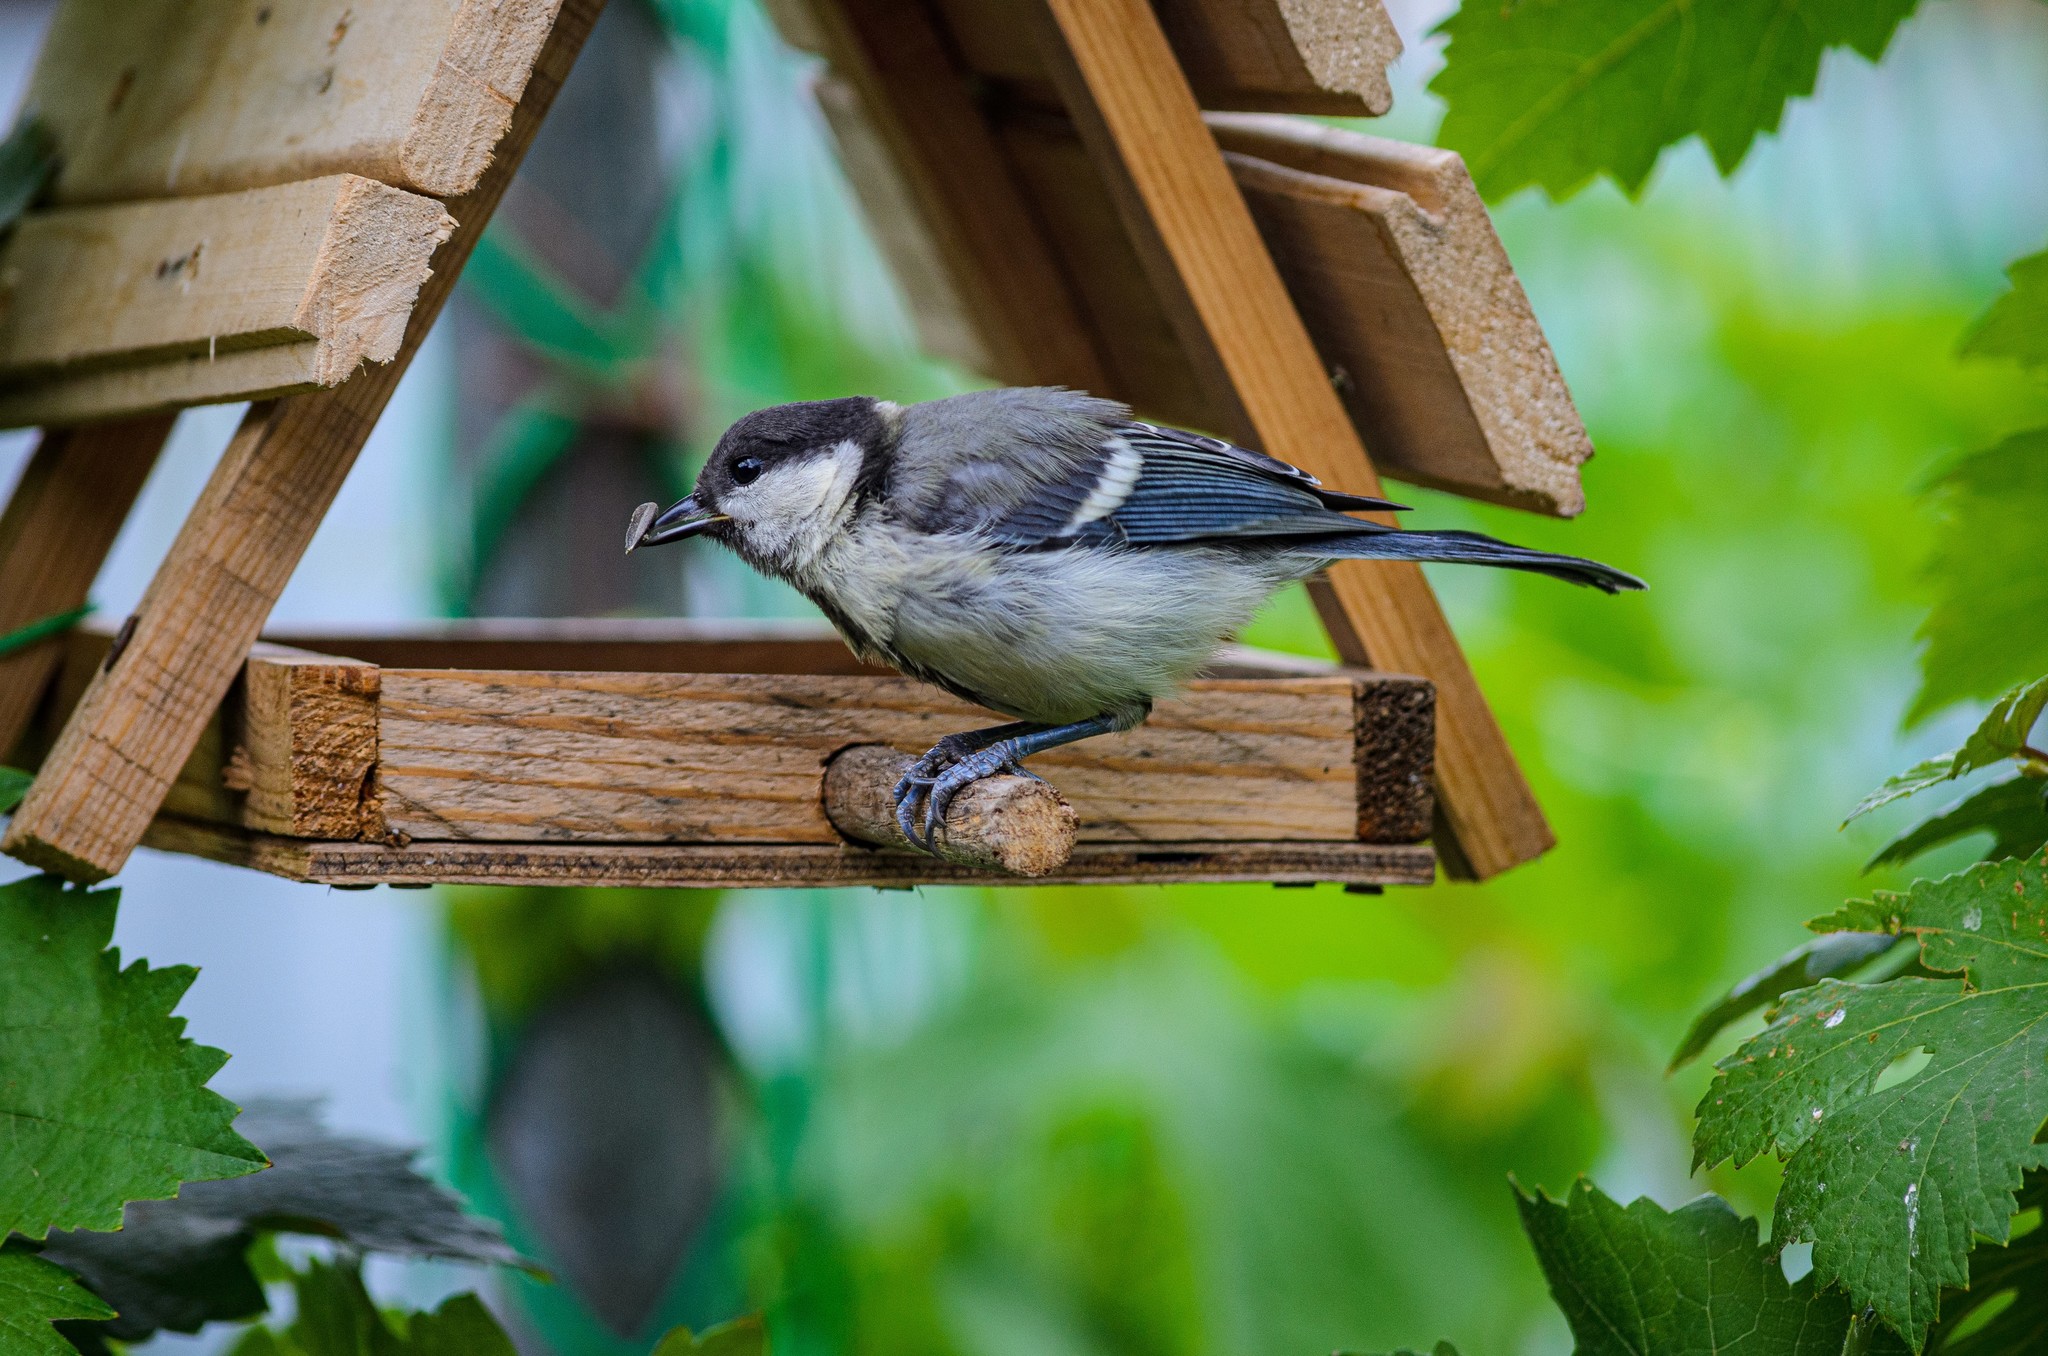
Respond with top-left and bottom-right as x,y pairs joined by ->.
0,177 -> 455,427
142,814 -> 1438,888
0,415 -> 176,763
1211,115 -> 1591,516
4,0 -> 605,883
0,344 -> 325,430
921,0 -> 1400,114
788,0 -> 1112,390
30,0 -> 566,203
371,669 -> 1395,846
232,646 -> 381,838
825,744 -> 1077,875
1028,0 -> 1551,878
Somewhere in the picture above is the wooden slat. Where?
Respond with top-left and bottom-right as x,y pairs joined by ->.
259,618 -> 887,676
141,815 -> 1438,888
878,0 -> 1400,115
0,415 -> 176,762
31,0 -> 566,204
1211,116 -> 1591,516
230,645 -> 381,839
1027,0 -> 1552,878
0,178 -> 455,428
3,0 -> 605,884
792,0 -> 1112,390
371,669 -> 1391,845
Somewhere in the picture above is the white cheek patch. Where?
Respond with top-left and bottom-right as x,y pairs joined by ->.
723,440 -> 865,566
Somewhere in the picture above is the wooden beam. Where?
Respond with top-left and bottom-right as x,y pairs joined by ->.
0,415 -> 175,763
1211,115 -> 1591,516
1027,0 -> 1553,877
0,177 -> 455,428
141,815 -> 1438,888
824,745 -> 1077,876
32,0 -> 567,204
3,0 -> 607,883
791,0 -> 1113,390
910,0 -> 1401,115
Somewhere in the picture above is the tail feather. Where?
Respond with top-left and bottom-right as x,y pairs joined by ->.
1307,528 -> 1646,594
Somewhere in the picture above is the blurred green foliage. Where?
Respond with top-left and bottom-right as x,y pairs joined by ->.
429,2 -> 2048,1353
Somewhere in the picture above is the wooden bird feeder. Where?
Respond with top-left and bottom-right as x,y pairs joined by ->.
0,0 -> 1597,890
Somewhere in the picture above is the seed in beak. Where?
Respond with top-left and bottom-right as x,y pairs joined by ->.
625,502 -> 658,554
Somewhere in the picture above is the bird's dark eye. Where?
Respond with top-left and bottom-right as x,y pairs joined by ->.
731,455 -> 765,486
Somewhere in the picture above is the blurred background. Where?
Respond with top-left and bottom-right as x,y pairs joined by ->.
3,0 -> 2046,1352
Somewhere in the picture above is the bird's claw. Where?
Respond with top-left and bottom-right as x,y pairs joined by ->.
889,737 -> 1025,855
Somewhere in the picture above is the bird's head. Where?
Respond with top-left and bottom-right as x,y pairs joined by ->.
628,396 -> 898,575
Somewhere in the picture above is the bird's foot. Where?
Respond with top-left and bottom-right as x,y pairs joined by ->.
913,744 -> 1031,850
892,729 -> 1016,851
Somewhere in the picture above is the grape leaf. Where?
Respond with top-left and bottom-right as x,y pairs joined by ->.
224,1258 -> 516,1356
1866,774 -> 2048,873
1693,856 -> 2048,1345
1515,1178 -> 1868,1354
1431,0 -> 1922,201
41,1099 -> 530,1345
1914,432 -> 2048,723
652,1316 -> 768,1356
1961,249 -> 2048,374
1848,676 -> 2048,823
1670,931 -> 1905,1071
0,874 -> 265,1239
0,768 -> 29,815
1908,1170 -> 2048,1354
0,1251 -> 114,1356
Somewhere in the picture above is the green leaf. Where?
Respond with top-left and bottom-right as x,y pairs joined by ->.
229,1258 -> 516,1356
1853,674 -> 2048,820
41,1099 -> 529,1346
1431,0 -> 1922,201
1914,431 -> 2048,722
0,118 -> 55,238
1670,930 -> 1905,1071
1693,856 -> 2048,1345
1961,249 -> 2048,375
0,768 -> 29,815
0,874 -> 265,1239
1515,1178 -> 1866,1354
1907,1169 -> 2048,1354
0,606 -> 91,660
1866,774 -> 2048,872
653,1316 -> 768,1356
1341,1345 -> 1464,1356
0,1251 -> 114,1356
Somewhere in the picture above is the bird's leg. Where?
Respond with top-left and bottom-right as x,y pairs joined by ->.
893,722 -> 1042,849
913,704 -> 1151,852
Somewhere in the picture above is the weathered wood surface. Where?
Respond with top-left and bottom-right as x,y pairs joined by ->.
0,415 -> 175,762
800,0 -> 1401,115
1212,116 -> 1591,516
4,0 -> 605,884
142,814 -> 1439,888
0,177 -> 455,428
825,745 -> 1077,876
257,617 -> 886,676
1027,0 -> 1551,878
31,0 -> 566,204
371,669 -> 1408,846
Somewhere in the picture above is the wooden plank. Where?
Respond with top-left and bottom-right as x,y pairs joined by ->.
371,669 -> 1400,846
1027,0 -> 1552,878
3,0 -> 606,884
1212,116 -> 1591,516
0,178 -> 456,429
915,0 -> 1401,115
788,0 -> 1112,390
228,645 -> 381,839
0,346 -> 325,431
141,814 -> 1439,888
31,0 -> 566,204
0,416 -> 175,764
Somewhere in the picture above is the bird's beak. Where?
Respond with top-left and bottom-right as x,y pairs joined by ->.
626,495 -> 727,552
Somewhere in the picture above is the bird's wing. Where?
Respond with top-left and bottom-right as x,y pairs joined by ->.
970,418 -> 1407,549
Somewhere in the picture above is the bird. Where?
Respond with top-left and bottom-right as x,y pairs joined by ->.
627,388 -> 1642,851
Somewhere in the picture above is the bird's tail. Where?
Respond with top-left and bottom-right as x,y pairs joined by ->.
1305,528 -> 1646,594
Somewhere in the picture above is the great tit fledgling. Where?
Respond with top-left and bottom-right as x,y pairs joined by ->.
628,387 -> 1642,850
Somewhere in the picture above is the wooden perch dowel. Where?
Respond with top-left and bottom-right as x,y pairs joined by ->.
824,745 -> 1077,877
